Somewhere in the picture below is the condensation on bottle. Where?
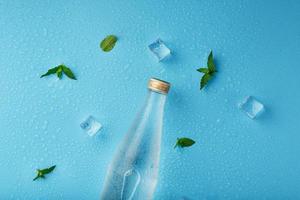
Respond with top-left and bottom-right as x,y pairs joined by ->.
100,78 -> 170,200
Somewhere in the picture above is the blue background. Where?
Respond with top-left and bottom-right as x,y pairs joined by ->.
0,0 -> 300,199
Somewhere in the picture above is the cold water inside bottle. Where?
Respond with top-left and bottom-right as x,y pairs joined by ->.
100,85 -> 168,200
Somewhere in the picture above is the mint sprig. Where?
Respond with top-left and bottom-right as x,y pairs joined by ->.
40,64 -> 76,80
174,137 -> 195,148
197,51 -> 217,90
100,35 -> 118,52
33,165 -> 56,181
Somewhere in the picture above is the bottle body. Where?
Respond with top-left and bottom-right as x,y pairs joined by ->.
101,90 -> 167,200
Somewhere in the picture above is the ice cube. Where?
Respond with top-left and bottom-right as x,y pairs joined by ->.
80,115 -> 102,136
148,38 -> 171,61
239,96 -> 265,119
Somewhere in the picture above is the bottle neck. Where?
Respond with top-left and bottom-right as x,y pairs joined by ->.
145,89 -> 167,111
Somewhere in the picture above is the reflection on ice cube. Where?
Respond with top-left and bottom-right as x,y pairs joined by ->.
80,115 -> 102,136
148,38 -> 171,61
121,169 -> 141,200
239,96 -> 265,119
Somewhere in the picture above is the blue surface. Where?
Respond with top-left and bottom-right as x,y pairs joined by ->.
0,1 -> 300,199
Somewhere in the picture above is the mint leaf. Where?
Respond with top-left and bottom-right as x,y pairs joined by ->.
174,137 -> 195,148
197,51 -> 217,90
197,68 -> 209,73
100,35 -> 118,52
200,73 -> 212,89
207,51 -> 216,72
41,64 -> 76,80
33,165 -> 56,181
56,67 -> 63,79
61,65 -> 76,80
40,67 -> 59,78
40,165 -> 56,174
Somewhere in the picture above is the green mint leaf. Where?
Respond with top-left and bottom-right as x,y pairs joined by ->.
41,65 -> 76,80
174,137 -> 195,148
61,65 -> 77,80
100,35 -> 118,52
200,73 -> 212,90
40,66 -> 59,78
197,68 -> 209,73
197,51 -> 218,90
33,165 -> 56,181
56,67 -> 63,79
207,51 -> 216,72
40,165 -> 56,174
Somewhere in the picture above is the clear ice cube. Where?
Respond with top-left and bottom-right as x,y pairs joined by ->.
239,96 -> 265,119
80,115 -> 102,136
148,38 -> 171,61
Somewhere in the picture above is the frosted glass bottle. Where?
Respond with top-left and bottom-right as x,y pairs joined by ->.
100,78 -> 170,200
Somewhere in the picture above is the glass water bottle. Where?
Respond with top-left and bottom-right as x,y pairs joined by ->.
100,78 -> 170,200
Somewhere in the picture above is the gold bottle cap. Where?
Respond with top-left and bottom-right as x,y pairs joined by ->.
148,78 -> 170,94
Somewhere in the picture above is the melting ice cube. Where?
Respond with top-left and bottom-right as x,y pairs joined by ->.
80,115 -> 102,136
148,38 -> 171,61
239,96 -> 265,119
